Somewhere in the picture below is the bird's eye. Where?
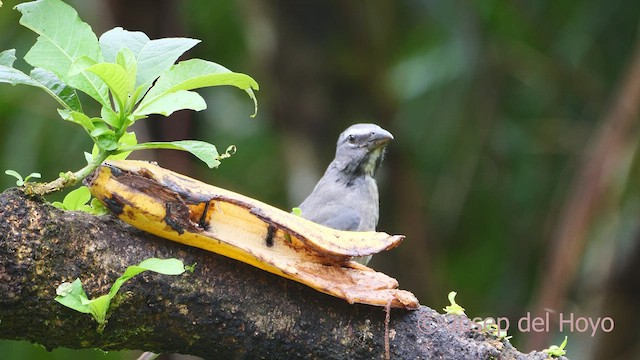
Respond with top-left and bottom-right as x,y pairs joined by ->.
347,134 -> 357,143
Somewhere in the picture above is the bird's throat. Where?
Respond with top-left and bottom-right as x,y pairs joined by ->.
363,147 -> 385,177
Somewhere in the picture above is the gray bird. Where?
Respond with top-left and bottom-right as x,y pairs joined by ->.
298,123 -> 394,264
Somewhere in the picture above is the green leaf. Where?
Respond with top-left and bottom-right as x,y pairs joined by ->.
443,291 -> 465,315
5,169 -> 24,186
0,63 -> 81,111
89,198 -> 109,215
54,279 -> 91,314
89,122 -> 112,138
86,62 -> 131,108
62,186 -> 92,210
136,38 -> 201,89
95,132 -> 119,151
57,110 -> 97,131
184,263 -> 197,273
100,106 -> 121,128
99,27 -> 149,63
90,131 -> 137,162
122,140 -> 222,168
543,336 -> 568,357
3,170 -> 40,186
134,89 -> 206,117
134,59 -> 259,117
23,172 -> 41,183
69,55 -> 97,76
82,294 -> 110,325
0,49 -> 16,66
84,151 -> 93,165
99,27 -> 199,92
54,258 -> 185,327
108,131 -> 137,160
83,49 -> 137,110
30,68 -> 82,111
15,0 -> 110,107
106,258 -> 186,314
116,48 -> 138,100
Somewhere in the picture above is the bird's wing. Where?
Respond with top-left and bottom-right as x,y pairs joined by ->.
304,205 -> 362,231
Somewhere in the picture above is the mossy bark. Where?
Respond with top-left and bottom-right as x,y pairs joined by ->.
0,188 -> 562,359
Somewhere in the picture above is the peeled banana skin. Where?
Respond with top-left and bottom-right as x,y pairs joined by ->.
86,160 -> 419,309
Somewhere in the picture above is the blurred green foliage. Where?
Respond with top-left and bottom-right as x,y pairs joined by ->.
1,0 -> 640,359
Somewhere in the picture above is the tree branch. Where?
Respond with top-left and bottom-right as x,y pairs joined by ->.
0,188 -> 555,359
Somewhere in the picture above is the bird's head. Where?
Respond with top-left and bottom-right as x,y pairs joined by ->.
333,123 -> 394,178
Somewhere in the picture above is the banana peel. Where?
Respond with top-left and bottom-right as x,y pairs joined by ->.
85,160 -> 419,309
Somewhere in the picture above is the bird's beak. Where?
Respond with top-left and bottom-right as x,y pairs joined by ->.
369,129 -> 394,149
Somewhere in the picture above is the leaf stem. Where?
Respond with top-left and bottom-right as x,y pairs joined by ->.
24,150 -> 112,196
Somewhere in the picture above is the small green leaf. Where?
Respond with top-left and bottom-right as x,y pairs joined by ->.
107,131 -> 137,160
23,172 -> 41,183
54,279 -> 91,314
5,170 -> 24,186
106,258 -> 186,308
543,336 -> 568,357
86,62 -> 131,108
102,258 -> 185,305
443,291 -> 465,315
89,198 -> 109,215
95,132 -> 119,151
100,106 -> 121,128
58,110 -> 96,131
3,170 -> 40,186
116,47 -> 138,103
56,281 -> 75,296
185,263 -> 197,273
89,122 -> 113,137
84,151 -> 94,164
122,140 -> 222,168
62,186 -> 92,210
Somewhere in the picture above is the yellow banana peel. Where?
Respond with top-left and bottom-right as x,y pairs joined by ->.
86,160 -> 419,309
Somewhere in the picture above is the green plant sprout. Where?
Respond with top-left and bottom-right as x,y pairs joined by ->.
0,0 -> 259,197
542,336 -> 568,358
479,322 -> 512,341
184,262 -> 197,273
55,257 -> 187,332
443,291 -> 465,315
51,186 -> 109,215
4,170 -> 41,186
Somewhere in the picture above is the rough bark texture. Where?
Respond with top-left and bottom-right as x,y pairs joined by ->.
0,188 -> 559,359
